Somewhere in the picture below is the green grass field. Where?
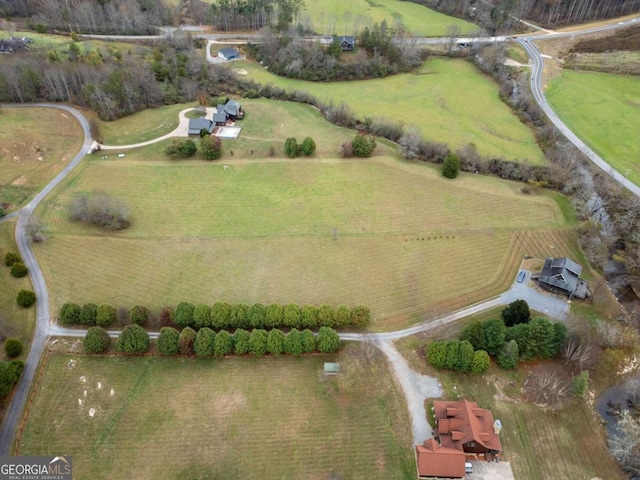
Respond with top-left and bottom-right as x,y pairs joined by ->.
32,100 -> 575,331
547,70 -> 640,185
96,103 -> 192,146
0,107 -> 83,211
235,58 -> 545,163
300,0 -> 476,36
18,348 -> 414,479
396,336 -> 626,480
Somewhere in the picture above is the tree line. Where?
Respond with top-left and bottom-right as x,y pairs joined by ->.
83,324 -> 341,356
59,301 -> 371,330
0,35 -> 237,120
410,0 -> 640,32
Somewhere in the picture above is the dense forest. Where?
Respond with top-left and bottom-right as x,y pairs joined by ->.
412,0 -> 640,31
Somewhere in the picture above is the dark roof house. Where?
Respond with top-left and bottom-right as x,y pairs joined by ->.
338,36 -> 355,51
218,47 -> 240,60
434,399 -> 502,459
188,117 -> 214,135
415,439 -> 466,479
216,99 -> 244,121
538,257 -> 589,298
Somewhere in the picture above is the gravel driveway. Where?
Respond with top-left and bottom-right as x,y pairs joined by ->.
501,270 -> 570,320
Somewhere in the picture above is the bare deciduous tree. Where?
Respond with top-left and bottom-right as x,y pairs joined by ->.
24,216 -> 46,243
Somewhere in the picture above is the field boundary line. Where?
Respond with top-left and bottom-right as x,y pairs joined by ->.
12,348 -> 52,455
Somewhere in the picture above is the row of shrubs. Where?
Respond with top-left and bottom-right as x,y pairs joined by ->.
426,340 -> 490,374
60,302 -> 370,330
4,252 -> 28,278
84,325 -> 341,356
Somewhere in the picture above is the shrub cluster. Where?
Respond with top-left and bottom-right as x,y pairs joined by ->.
461,308 -> 566,369
4,252 -> 21,267
69,191 -> 130,230
4,338 -> 23,358
172,302 -> 369,330
16,290 -> 36,308
10,262 -> 28,278
85,326 -> 341,356
165,139 -> 197,158
426,340 -> 488,373
284,137 -> 316,157
63,302 -> 370,331
0,359 -> 24,397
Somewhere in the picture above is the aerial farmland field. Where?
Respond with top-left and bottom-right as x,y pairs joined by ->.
17,348 -> 414,479
33,99 -> 576,331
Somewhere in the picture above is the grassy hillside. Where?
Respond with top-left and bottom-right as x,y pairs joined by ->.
300,0 -> 476,36
33,99 -> 575,330
18,349 -> 414,479
236,58 -> 545,163
547,70 -> 640,185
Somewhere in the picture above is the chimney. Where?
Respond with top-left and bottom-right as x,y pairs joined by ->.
494,419 -> 502,435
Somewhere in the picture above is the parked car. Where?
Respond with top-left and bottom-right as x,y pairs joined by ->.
465,462 -> 473,474
517,271 -> 526,283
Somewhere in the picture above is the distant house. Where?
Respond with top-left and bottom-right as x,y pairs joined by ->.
415,439 -> 466,479
338,36 -> 355,51
188,117 -> 214,136
433,399 -> 502,460
218,47 -> 240,61
0,37 -> 30,53
216,99 -> 244,122
538,257 -> 590,299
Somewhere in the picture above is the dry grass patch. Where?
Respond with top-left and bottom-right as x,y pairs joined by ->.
18,348 -> 413,479
0,107 -> 83,211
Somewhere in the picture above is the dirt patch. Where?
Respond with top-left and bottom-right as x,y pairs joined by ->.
11,175 -> 28,186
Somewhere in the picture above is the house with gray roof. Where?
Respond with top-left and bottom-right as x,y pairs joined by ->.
188,117 -> 214,136
338,36 -> 355,51
538,257 -> 590,299
218,47 -> 240,61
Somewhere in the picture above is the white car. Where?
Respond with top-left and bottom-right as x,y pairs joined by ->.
465,462 -> 473,474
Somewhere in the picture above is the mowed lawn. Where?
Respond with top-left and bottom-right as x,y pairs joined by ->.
0,107 -> 83,211
547,70 -> 640,185
18,350 -> 414,479
300,0 -> 476,36
34,99 -> 574,330
235,58 -> 545,163
96,103 -> 191,146
396,337 -> 625,480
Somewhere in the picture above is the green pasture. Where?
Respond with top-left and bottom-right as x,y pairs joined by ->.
33,99 -> 573,330
0,107 -> 83,212
235,58 -> 545,163
18,349 -> 414,479
300,0 -> 476,36
547,70 -> 640,185
97,103 -> 191,146
396,337 -> 626,480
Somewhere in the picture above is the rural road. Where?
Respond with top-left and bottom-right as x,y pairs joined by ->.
0,104 -> 93,455
0,12 -> 636,451
517,35 -> 640,197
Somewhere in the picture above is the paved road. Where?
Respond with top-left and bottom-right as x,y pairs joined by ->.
517,35 -> 640,197
0,104 -> 93,455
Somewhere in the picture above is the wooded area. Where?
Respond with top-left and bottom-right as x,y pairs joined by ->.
415,0 -> 640,31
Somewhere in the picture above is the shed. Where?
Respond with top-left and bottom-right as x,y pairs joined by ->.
324,362 -> 341,374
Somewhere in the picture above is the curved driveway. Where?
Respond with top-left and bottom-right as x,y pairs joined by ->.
0,104 -> 93,454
